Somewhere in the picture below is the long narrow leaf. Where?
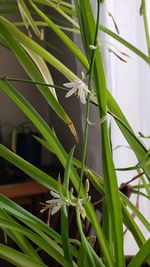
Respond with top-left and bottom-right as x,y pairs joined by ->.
63,147 -> 75,197
1,14 -> 149,176
0,80 -> 115,267
17,0 -> 40,36
29,0 -> 88,69
121,193 -> 150,232
99,25 -> 150,65
61,211 -> 74,267
0,219 -> 67,266
76,208 -> 105,267
78,2 -> 125,266
127,239 -> 150,267
0,244 -> 47,267
0,209 -> 42,262
0,21 -> 78,141
121,203 -> 146,248
34,0 -> 79,29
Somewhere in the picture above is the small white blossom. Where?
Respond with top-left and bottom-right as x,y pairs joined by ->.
64,79 -> 90,104
40,190 -> 67,216
40,185 -> 91,220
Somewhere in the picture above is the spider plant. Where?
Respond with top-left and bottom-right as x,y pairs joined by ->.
0,0 -> 149,266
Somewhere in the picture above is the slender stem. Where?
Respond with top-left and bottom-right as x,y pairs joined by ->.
0,76 -> 68,92
78,0 -> 100,197
141,0 -> 150,58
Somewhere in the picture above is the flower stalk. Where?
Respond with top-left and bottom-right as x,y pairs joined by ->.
78,0 -> 101,197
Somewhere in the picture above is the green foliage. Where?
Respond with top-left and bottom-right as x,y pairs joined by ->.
0,0 -> 149,266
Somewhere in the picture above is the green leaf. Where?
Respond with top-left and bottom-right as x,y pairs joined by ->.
0,209 -> 42,262
29,0 -> 88,69
0,81 -> 113,267
0,244 -> 47,267
0,17 -> 79,142
76,208 -> 105,267
17,0 -> 40,36
0,194 -> 62,244
108,110 -> 150,181
141,174 -> 150,198
78,1 -> 125,266
23,46 -> 57,99
127,239 -> 150,267
121,203 -> 146,248
61,148 -> 75,267
121,193 -> 150,232
140,0 -> 150,58
0,218 -> 67,266
0,16 -> 77,80
77,243 -> 89,267
34,0 -> 79,29
63,147 -> 75,197
99,25 -> 150,65
61,210 -> 74,267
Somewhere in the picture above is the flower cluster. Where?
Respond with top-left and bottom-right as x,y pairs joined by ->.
40,179 -> 91,220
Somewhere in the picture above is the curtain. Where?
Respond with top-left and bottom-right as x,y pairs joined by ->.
100,0 -> 150,254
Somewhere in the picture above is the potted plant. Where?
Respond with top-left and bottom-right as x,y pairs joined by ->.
0,1 -> 149,267
12,121 -> 42,167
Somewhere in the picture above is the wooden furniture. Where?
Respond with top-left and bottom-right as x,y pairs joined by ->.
0,180 -> 49,218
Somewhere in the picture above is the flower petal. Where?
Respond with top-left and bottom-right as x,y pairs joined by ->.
50,191 -> 60,199
40,206 -> 49,213
63,82 -> 76,88
65,87 -> 76,98
78,88 -> 86,104
46,199 -> 59,204
51,205 -> 61,215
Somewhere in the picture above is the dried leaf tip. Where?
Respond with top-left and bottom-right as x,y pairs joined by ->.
68,121 -> 79,144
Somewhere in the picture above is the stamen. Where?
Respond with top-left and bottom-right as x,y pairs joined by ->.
108,11 -> 120,34
108,49 -> 127,63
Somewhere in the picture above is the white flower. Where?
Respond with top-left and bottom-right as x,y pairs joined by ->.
40,190 -> 67,216
40,182 -> 91,220
64,80 -> 90,104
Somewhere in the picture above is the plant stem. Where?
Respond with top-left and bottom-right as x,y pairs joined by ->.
0,76 -> 68,92
78,0 -> 100,197
141,0 -> 150,59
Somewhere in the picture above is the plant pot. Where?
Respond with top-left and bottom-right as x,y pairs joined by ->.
16,132 -> 41,167
0,157 -> 5,173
